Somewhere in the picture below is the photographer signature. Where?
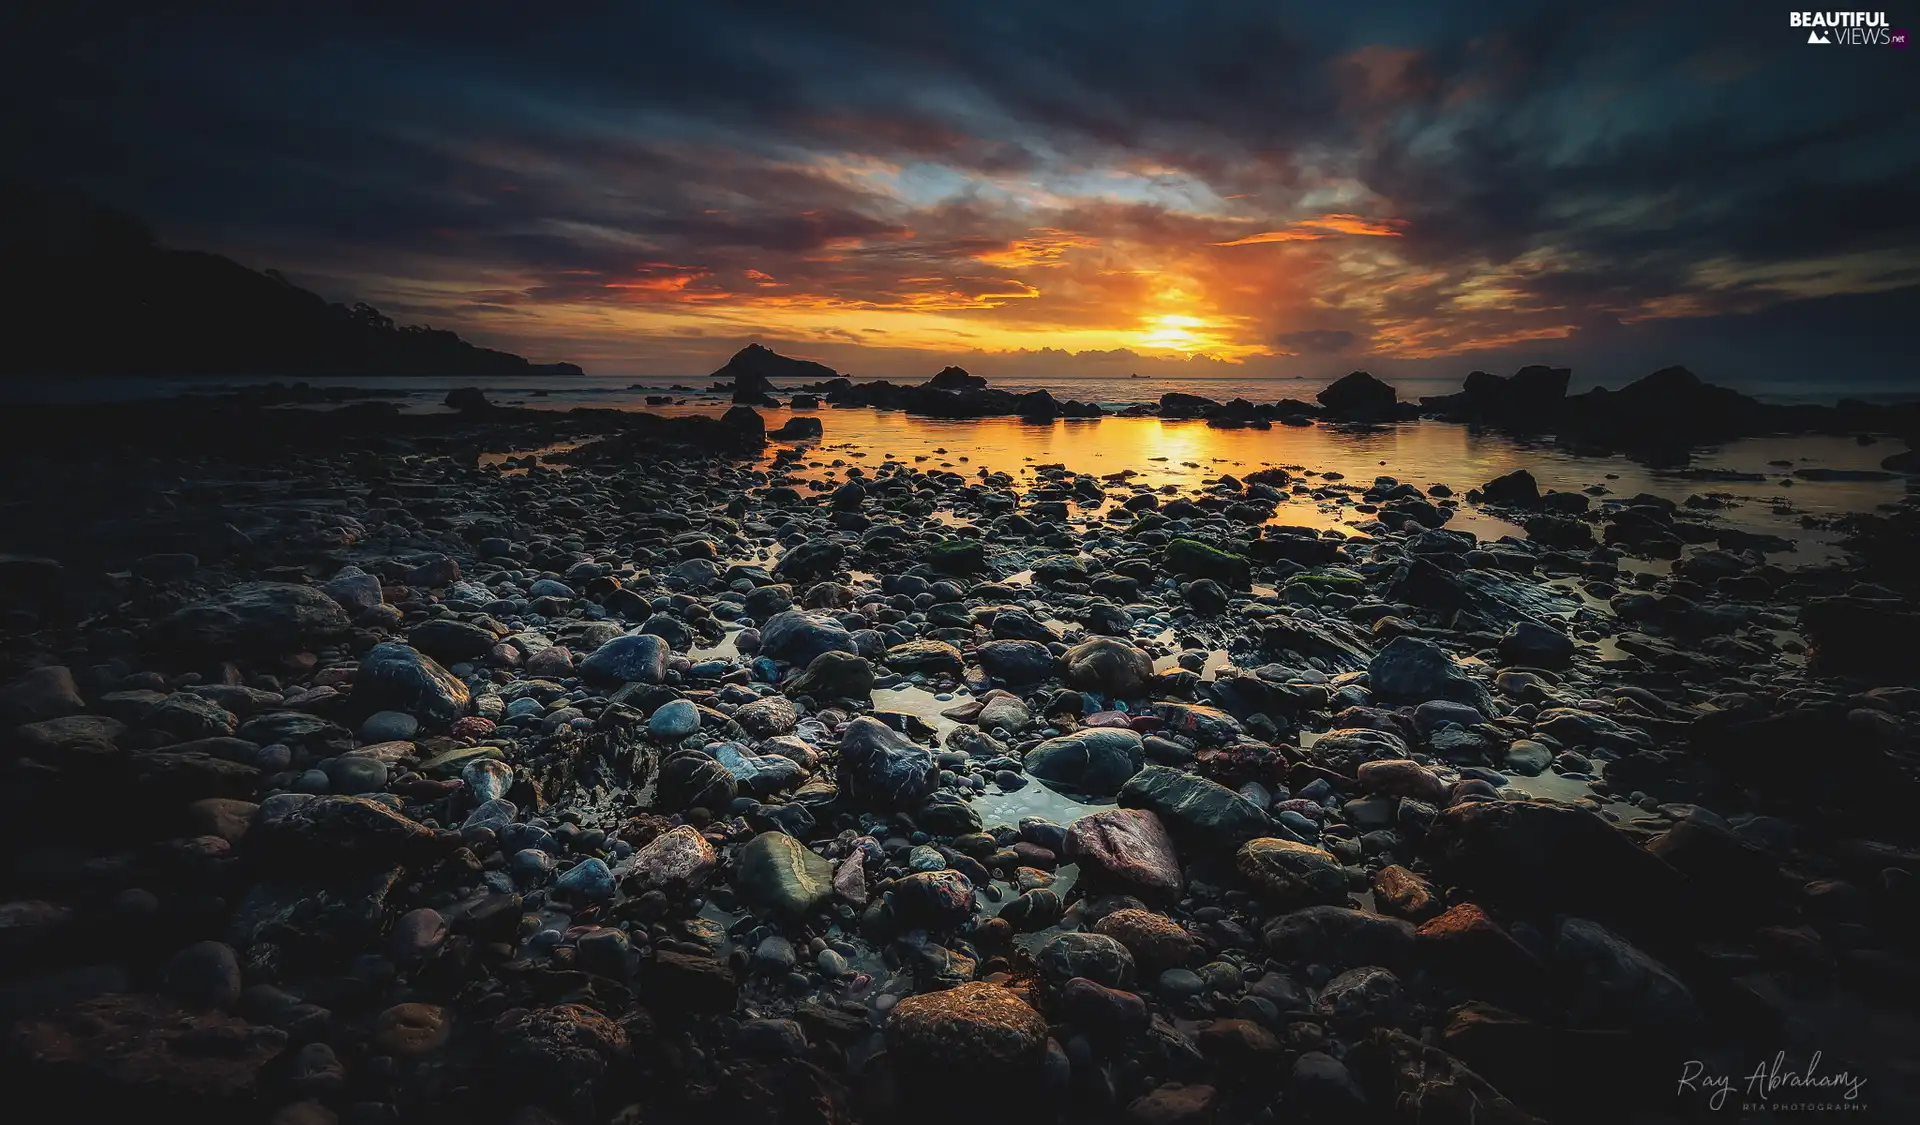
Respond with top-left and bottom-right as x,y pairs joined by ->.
1678,1053 -> 1868,1112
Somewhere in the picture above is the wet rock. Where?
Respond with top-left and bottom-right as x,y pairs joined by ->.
354,642 -> 468,726
758,609 -> 857,665
14,713 -> 125,763
657,751 -> 737,811
1066,808 -> 1183,903
0,665 -> 84,724
1317,370 -> 1397,415
1060,637 -> 1156,696
491,1004 -> 628,1118
1123,1084 -> 1217,1125
1370,865 -> 1443,923
1356,758 -> 1449,804
636,948 -> 737,1014
976,639 -> 1056,684
733,832 -> 835,917
627,824 -> 717,892
1292,1051 -> 1368,1116
1165,539 -> 1251,589
733,695 -> 798,738
578,633 -> 669,685
1036,932 -> 1137,989
1424,801 -> 1695,941
8,993 -> 287,1112
1264,906 -> 1415,969
1479,470 -> 1540,506
838,716 -> 937,808
1345,1028 -> 1542,1125
1093,908 -> 1201,971
886,981 -> 1048,1082
1314,965 -> 1402,1029
772,540 -> 843,584
390,907 -> 448,963
159,582 -> 352,653
1368,636 -> 1493,711
555,857 -> 616,901
1553,917 -> 1699,1029
1025,728 -> 1145,796
884,639 -> 964,675
646,699 -> 700,740
251,793 -> 453,870
1058,977 -> 1149,1039
1415,903 -> 1542,985
162,941 -> 243,1009
888,870 -> 975,930
1118,764 -> 1279,852
786,650 -> 875,699
1236,838 -> 1348,907
1496,620 -> 1575,669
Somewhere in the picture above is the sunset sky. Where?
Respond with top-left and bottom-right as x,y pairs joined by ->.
5,1 -> 1916,384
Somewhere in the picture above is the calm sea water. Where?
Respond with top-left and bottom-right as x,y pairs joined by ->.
6,372 -> 1910,567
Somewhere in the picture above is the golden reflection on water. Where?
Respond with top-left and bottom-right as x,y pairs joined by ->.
490,402 -> 1910,566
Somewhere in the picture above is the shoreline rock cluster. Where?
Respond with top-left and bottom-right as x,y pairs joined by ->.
1,384 -> 1917,1125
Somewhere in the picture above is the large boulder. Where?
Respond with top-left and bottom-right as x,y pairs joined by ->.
251,793 -> 454,870
758,610 -> 857,666
1060,638 -> 1156,697
158,583 -> 351,653
975,640 -> 1055,684
578,634 -> 669,685
1118,764 -> 1280,852
1423,801 -> 1696,942
1553,917 -> 1700,1030
1165,539 -> 1251,589
1024,728 -> 1145,796
353,642 -> 468,725
1065,808 -> 1183,903
1237,837 -> 1349,907
1497,620 -> 1575,669
1316,371 -> 1397,415
0,665 -> 84,725
837,717 -> 937,808
733,832 -> 835,917
886,982 -> 1048,1082
1368,636 -> 1494,711
1264,905 -> 1416,969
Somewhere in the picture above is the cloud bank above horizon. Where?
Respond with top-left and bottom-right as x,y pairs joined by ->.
4,0 -> 1916,384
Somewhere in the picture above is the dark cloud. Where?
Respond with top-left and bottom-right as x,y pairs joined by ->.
0,0 -> 1914,380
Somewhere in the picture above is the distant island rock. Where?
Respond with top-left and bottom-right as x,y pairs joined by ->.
709,343 -> 839,404
0,180 -> 584,378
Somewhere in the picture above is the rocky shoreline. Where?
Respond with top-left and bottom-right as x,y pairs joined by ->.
2,383 -> 1918,1125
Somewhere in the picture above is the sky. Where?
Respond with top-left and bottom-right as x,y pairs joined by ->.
3,0 -> 1917,386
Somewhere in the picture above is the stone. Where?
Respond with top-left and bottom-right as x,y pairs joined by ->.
390,907 -> 448,963
1166,538 -> 1251,588
889,870 -> 975,930
162,941 -> 243,1009
1264,906 -> 1416,969
0,665 -> 83,725
555,857 -> 616,901
837,716 -> 937,808
9,993 -> 286,1108
373,1002 -> 451,1057
1417,903 -> 1541,984
1423,800 -> 1696,941
1118,764 -> 1279,852
733,832 -> 835,917
359,710 -> 418,742
1093,908 -> 1201,971
1317,370 -> 1397,414
772,540 -> 844,583
1370,865 -> 1443,923
1236,838 -> 1348,907
406,619 -> 498,663
1024,728 -> 1145,796
626,824 -> 716,892
1498,620 -> 1575,669
1124,1084 -> 1218,1125
1036,931 -> 1136,988
1479,470 -> 1540,506
884,639 -> 965,675
786,650 -> 875,699
1369,636 -> 1492,711
636,948 -> 737,1014
251,793 -> 453,869
732,695 -> 798,738
975,639 -> 1056,684
886,982 -> 1047,1079
1057,977 -> 1149,1040
492,1004 -> 629,1115
578,634 -> 669,684
1356,758 -> 1450,804
1553,916 -> 1699,1029
758,610 -> 857,666
1293,1051 -> 1368,1115
1060,638 -> 1156,696
1345,1029 -> 1544,1125
159,582 -> 352,653
647,699 -> 701,740
354,642 -> 468,726
1066,808 -> 1184,903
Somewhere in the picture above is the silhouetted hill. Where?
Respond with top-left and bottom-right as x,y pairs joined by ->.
0,180 -> 584,377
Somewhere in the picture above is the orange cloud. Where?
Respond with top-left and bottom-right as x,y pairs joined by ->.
1215,213 -> 1406,245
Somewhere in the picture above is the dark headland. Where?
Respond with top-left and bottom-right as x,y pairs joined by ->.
0,182 -> 581,379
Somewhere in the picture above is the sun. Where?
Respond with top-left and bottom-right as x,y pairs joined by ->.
1140,313 -> 1207,351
